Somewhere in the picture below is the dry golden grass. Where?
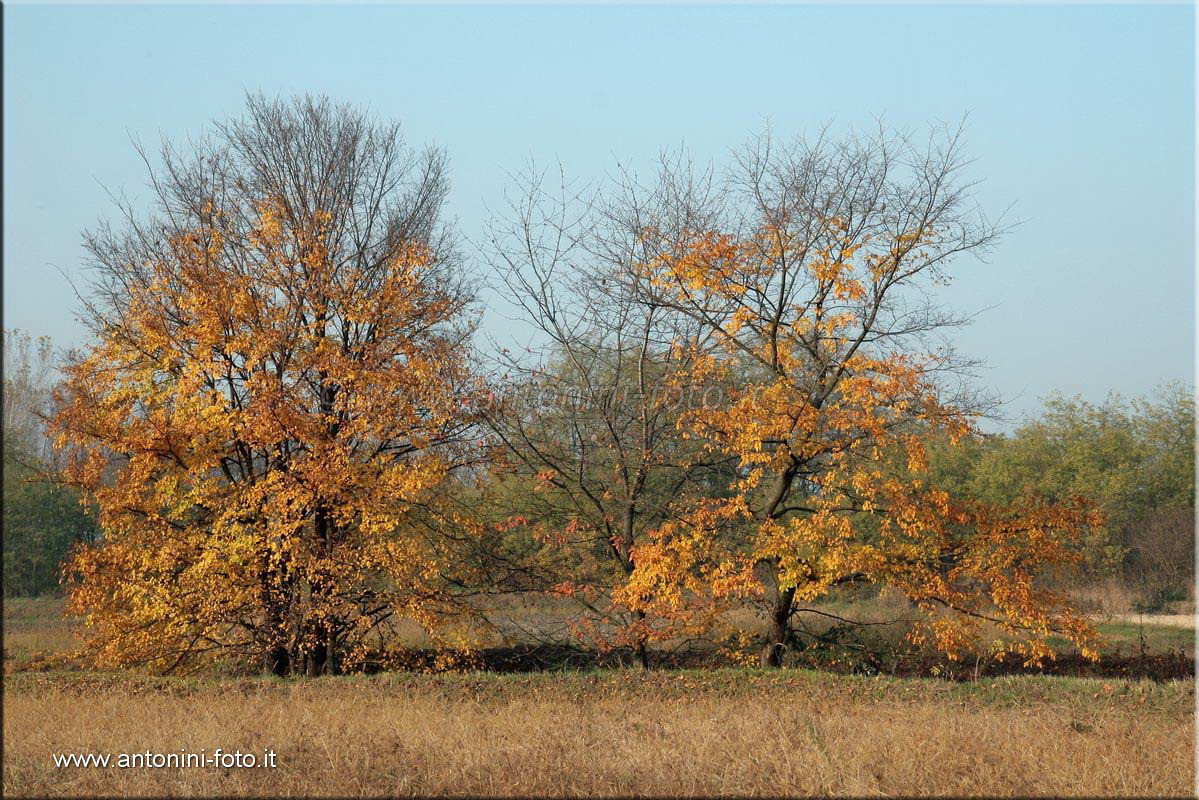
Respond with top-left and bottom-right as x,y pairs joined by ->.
4,597 -> 1194,796
3,670 -> 1193,798
2,597 -> 78,665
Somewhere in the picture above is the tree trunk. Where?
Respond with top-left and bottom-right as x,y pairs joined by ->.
306,346 -> 341,678
634,642 -> 650,669
759,585 -> 795,668
264,645 -> 290,677
326,626 -> 338,675
759,457 -> 800,668
304,504 -> 337,677
305,640 -> 327,677
259,548 -> 291,677
634,610 -> 650,669
617,510 -> 650,670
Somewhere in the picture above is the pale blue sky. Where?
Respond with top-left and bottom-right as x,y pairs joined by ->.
4,3 -> 1194,427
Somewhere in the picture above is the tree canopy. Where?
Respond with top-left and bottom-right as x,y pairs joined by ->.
50,96 -> 487,675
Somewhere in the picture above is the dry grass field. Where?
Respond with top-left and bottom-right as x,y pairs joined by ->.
3,597 -> 1195,797
3,669 -> 1194,798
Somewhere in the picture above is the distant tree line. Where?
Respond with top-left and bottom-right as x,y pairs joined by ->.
3,330 -> 99,597
927,384 -> 1194,611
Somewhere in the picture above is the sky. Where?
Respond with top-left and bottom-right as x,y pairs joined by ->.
4,2 -> 1194,429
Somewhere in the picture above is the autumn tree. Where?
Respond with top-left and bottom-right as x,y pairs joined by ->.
479,163 -> 735,665
596,124 -> 1102,666
51,95 -> 486,676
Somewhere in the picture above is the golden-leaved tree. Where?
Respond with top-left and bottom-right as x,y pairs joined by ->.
52,95 -> 486,676
608,126 -> 1101,666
